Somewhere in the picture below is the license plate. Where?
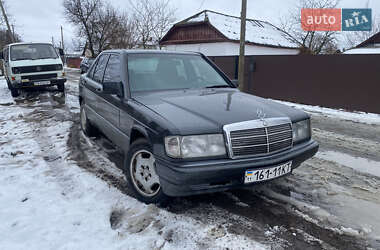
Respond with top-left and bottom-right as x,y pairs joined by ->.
34,81 -> 50,86
244,161 -> 292,184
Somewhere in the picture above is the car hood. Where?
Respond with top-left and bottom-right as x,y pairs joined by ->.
133,88 -> 309,135
10,58 -> 62,67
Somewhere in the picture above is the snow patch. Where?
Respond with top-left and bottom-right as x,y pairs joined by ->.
273,99 -> 380,125
316,151 -> 380,178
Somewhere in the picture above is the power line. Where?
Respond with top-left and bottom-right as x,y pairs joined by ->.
197,0 -> 206,11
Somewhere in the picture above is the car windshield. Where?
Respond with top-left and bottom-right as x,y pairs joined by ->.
127,54 -> 231,92
10,44 -> 59,61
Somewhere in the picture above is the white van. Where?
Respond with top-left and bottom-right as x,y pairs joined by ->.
0,42 -> 66,97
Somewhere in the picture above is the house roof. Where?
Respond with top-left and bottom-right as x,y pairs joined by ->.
356,32 -> 380,48
344,47 -> 380,54
164,10 -> 298,49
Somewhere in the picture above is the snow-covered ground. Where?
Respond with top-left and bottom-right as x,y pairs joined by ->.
1,73 -> 380,250
0,77 -> 265,250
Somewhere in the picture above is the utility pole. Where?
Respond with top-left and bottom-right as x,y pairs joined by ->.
238,0 -> 247,91
60,26 -> 65,52
0,0 -> 14,43
11,24 -> 14,39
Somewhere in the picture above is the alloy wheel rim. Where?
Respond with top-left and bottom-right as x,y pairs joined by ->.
130,149 -> 160,197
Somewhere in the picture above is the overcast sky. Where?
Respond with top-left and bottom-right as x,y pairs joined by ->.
4,0 -> 380,50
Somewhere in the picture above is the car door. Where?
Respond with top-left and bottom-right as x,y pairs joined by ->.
82,54 -> 109,126
98,53 -> 124,147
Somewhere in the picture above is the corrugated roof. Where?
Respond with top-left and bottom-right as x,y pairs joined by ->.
179,10 -> 298,49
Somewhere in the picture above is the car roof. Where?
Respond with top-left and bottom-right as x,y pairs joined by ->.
8,42 -> 53,47
101,49 -> 201,56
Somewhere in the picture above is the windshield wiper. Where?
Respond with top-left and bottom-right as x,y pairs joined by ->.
204,85 -> 231,89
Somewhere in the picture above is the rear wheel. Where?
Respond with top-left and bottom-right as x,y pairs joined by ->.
10,86 -> 19,97
80,104 -> 98,137
124,138 -> 169,204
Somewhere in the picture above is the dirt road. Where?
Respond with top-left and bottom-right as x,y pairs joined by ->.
2,69 -> 380,250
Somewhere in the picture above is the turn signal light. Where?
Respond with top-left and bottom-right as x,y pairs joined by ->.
11,76 -> 15,81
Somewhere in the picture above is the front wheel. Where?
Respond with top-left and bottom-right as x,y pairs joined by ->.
57,83 -> 65,92
80,104 -> 98,137
124,138 -> 169,204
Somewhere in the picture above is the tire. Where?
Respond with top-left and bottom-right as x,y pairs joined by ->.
10,86 -> 19,97
124,138 -> 169,204
80,103 -> 98,137
57,83 -> 65,92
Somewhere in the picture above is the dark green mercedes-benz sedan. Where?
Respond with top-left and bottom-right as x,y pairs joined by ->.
79,50 -> 319,204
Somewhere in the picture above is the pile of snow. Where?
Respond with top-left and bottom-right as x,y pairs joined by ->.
273,99 -> 380,125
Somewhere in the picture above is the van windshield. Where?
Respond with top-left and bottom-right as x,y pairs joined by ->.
10,44 -> 59,61
127,54 -> 231,92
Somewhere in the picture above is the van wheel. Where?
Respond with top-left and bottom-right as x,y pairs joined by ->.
124,138 -> 169,204
80,104 -> 98,137
10,87 -> 20,97
57,83 -> 65,92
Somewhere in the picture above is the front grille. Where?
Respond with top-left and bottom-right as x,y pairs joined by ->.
224,119 -> 293,158
21,73 -> 57,81
13,64 -> 62,74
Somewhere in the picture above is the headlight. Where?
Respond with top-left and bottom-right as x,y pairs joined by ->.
292,119 -> 311,144
165,134 -> 226,158
55,64 -> 63,70
12,67 -> 20,74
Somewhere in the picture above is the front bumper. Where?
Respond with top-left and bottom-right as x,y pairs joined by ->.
12,78 -> 66,89
155,139 -> 319,197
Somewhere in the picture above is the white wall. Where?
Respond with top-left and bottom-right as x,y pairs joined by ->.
163,42 -> 299,56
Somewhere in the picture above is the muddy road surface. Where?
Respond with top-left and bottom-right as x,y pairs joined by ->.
3,70 -> 380,250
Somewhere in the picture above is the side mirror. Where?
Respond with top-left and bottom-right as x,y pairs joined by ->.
59,48 -> 65,56
103,82 -> 124,97
0,51 -> 3,60
231,79 -> 239,88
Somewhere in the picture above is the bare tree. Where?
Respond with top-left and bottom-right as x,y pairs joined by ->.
0,1 -> 20,51
343,19 -> 380,49
129,0 -> 176,48
108,13 -> 139,49
63,0 -> 140,55
63,0 -> 101,56
280,0 -> 340,54
342,0 -> 380,49
0,0 -> 17,44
